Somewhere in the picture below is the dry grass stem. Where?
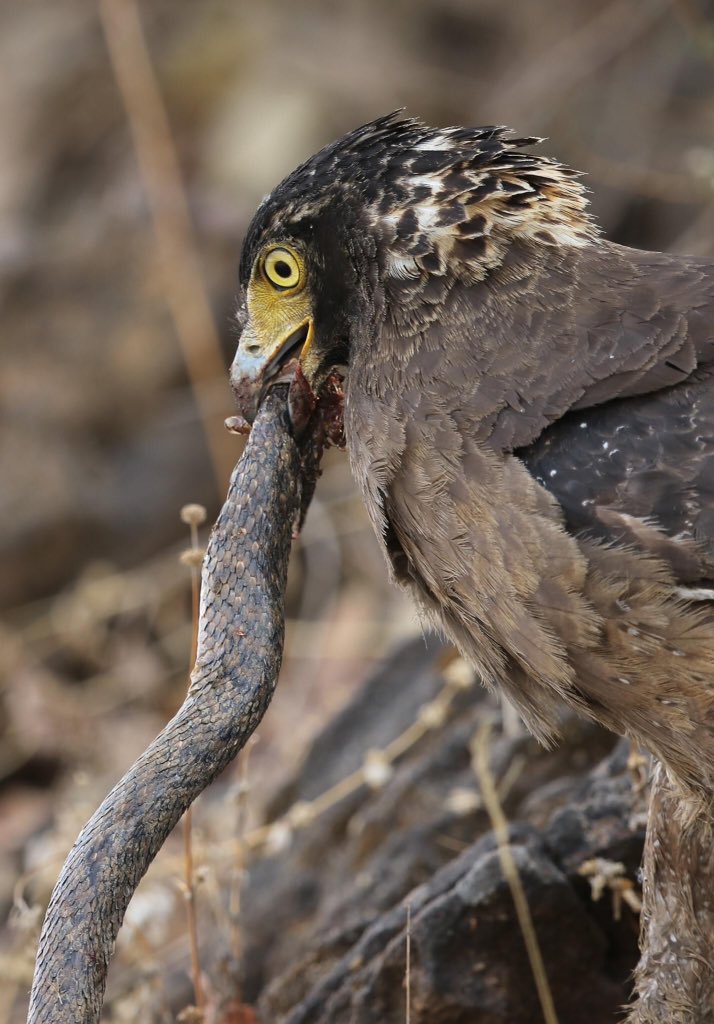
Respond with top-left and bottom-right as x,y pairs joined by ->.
673,0 -> 714,64
180,505 -> 206,1014
241,663 -> 470,851
405,901 -> 412,1024
472,723 -> 560,1024
578,858 -> 642,921
98,0 -> 234,490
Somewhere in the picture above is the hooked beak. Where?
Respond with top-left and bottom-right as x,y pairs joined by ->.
230,317 -> 314,424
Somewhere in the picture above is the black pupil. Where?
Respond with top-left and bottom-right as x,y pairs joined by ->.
274,260 -> 292,280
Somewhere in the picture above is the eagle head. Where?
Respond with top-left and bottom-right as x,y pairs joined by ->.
230,112 -> 597,429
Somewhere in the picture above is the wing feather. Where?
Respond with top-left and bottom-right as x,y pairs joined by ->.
346,239 -> 714,784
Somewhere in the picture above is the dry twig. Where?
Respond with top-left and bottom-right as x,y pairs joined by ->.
472,723 -> 559,1024
98,0 -> 234,489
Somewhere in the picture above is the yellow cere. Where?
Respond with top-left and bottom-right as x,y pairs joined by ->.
245,244 -> 313,359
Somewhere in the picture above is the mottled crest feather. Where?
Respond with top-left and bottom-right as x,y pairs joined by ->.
241,112 -> 599,284
236,111 -> 714,806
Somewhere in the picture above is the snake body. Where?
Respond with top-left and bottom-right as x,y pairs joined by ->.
28,389 -> 306,1023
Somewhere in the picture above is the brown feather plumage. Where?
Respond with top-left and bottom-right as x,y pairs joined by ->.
231,113 -> 714,1024
234,113 -> 714,795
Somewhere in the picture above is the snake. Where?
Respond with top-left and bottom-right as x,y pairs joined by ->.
27,386 -> 322,1024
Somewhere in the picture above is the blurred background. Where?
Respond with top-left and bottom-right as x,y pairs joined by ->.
2,0 -> 714,1019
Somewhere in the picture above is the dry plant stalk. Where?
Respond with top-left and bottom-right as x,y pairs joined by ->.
472,723 -> 560,1024
98,0 -> 234,489
405,901 -> 412,1024
180,503 -> 209,1014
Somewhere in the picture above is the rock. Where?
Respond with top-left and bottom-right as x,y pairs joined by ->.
237,639 -> 645,1023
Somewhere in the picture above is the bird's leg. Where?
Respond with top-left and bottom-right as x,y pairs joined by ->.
628,763 -> 714,1023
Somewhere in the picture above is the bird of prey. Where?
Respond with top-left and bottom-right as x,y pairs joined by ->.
231,113 -> 714,796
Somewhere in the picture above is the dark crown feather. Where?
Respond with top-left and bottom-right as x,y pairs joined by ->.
241,112 -> 599,284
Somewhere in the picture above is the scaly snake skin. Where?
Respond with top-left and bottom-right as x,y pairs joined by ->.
28,388 -> 308,1023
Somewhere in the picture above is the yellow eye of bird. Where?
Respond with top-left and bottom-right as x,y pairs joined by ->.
263,247 -> 302,290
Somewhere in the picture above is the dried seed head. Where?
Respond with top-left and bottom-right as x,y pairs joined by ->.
418,699 -> 448,730
442,656 -> 476,690
180,503 -> 207,526
446,787 -> 482,816
287,800 -> 316,829
265,820 -> 293,854
179,549 -> 205,568
362,749 -> 394,790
